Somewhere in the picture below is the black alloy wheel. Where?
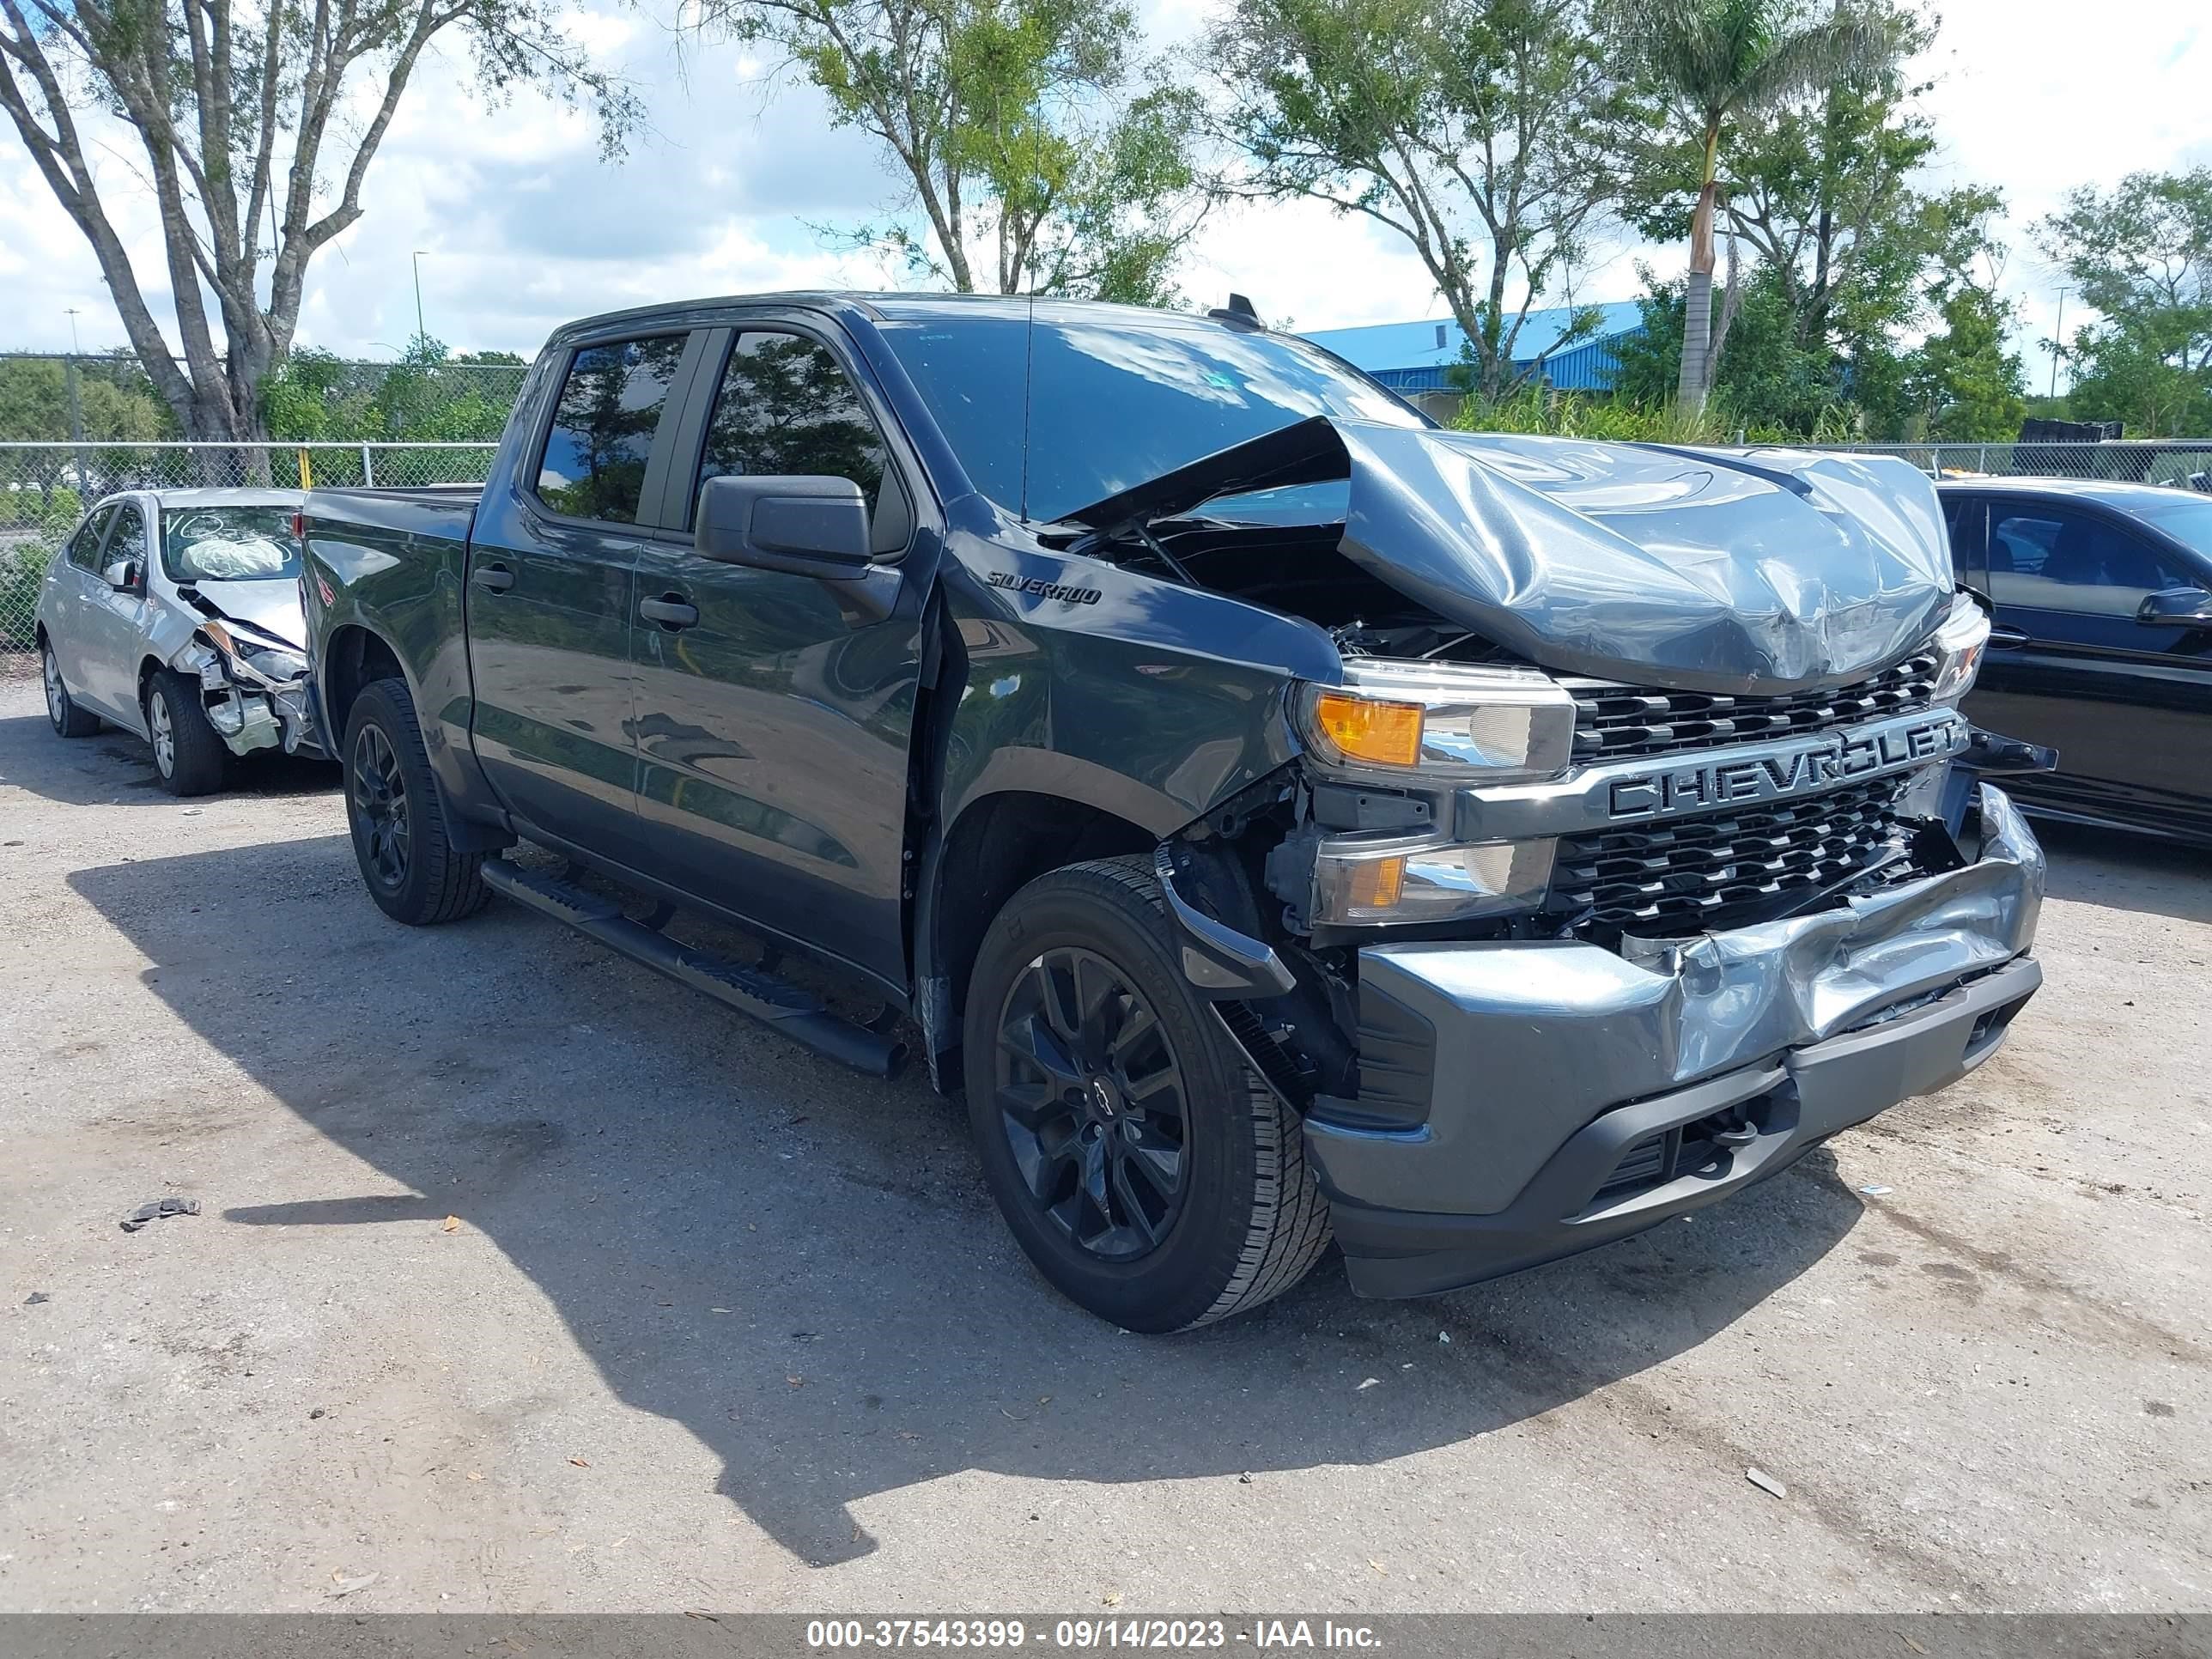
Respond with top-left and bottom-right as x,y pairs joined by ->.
995,945 -> 1190,1262
350,721 -> 412,891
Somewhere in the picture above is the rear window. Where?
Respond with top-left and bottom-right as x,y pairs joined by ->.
535,335 -> 689,523
162,507 -> 301,583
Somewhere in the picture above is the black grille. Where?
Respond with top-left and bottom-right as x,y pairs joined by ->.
1549,775 -> 1906,933
1564,654 -> 1938,764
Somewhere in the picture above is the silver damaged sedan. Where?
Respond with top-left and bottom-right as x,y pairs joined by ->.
36,489 -> 325,794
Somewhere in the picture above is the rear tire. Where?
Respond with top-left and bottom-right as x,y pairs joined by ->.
41,641 -> 100,738
963,854 -> 1332,1332
343,678 -> 490,926
145,669 -> 228,796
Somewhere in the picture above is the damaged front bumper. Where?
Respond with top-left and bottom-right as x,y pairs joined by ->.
175,641 -> 324,759
1309,782 -> 2045,1299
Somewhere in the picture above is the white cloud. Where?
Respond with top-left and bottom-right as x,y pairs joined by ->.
0,0 -> 2205,380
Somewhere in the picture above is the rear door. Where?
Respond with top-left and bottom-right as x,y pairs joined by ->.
627,320 -> 930,988
1965,496 -> 2212,825
465,331 -> 702,864
46,502 -> 118,711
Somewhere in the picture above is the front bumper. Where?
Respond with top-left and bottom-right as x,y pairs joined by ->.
1308,783 -> 2045,1298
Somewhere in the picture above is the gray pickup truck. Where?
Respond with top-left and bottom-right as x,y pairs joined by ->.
299,292 -> 2048,1331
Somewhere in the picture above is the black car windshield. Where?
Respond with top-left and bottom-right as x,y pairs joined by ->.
162,506 -> 301,583
877,310 -> 1425,523
2134,495 -> 2212,570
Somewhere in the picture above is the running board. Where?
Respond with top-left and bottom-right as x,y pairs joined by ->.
481,858 -> 907,1079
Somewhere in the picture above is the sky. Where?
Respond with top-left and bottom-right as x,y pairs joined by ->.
0,0 -> 2205,386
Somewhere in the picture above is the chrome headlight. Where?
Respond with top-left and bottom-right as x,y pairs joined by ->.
1295,660 -> 1577,781
1929,592 -> 1990,704
1310,835 -> 1556,926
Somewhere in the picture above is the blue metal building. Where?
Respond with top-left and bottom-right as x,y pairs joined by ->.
1299,301 -> 1644,396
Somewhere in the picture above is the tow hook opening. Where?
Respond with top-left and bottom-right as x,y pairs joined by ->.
1589,1091 -> 1784,1209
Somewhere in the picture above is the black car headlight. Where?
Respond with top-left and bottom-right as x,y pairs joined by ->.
1294,659 -> 1577,781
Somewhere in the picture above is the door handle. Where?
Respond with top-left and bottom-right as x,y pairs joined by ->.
471,563 -> 515,593
1988,624 -> 2029,649
640,595 -> 699,630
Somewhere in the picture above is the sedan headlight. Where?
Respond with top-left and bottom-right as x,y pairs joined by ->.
1296,660 -> 1576,781
1929,592 -> 1991,704
201,620 -> 308,685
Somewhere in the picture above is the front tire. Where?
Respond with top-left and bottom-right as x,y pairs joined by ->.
963,855 -> 1332,1332
343,678 -> 490,926
145,669 -> 228,795
42,641 -> 100,738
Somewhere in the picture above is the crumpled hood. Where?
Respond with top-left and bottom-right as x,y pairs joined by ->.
1066,416 -> 1956,695
1340,426 -> 1954,693
186,577 -> 307,650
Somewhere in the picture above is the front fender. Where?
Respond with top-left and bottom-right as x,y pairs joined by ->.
935,535 -> 1340,838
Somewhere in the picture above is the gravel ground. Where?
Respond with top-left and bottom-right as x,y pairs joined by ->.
0,675 -> 2206,1613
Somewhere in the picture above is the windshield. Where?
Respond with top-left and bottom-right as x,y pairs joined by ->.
878,311 -> 1425,523
2135,495 -> 2212,570
162,507 -> 302,583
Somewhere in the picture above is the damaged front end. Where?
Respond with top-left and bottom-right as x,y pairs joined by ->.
1097,421 -> 2050,1297
172,615 -> 321,759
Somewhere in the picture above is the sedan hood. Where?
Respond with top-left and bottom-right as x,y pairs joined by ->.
186,577 -> 307,650
1066,417 -> 1956,694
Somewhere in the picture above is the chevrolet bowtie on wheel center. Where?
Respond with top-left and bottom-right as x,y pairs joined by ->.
299,292 -> 2050,1330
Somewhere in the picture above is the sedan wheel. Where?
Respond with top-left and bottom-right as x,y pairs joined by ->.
42,644 -> 99,738
148,687 -> 176,779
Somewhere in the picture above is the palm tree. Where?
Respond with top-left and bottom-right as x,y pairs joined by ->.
1613,0 -> 1897,412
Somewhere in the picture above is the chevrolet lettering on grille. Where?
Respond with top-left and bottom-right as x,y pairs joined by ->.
1606,710 -> 1965,822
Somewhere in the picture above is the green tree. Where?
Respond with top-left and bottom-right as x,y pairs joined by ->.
1906,285 -> 2027,440
2038,167 -> 2212,436
702,0 -> 1206,300
1608,0 -> 1898,412
1209,0 -> 1631,399
0,0 -> 635,445
1612,263 -> 1850,434
0,356 -> 172,441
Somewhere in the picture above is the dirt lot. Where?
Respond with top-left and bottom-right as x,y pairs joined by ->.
0,674 -> 2207,1613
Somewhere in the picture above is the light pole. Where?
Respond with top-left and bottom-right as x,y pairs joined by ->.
2049,287 -> 2067,401
411,251 -> 429,344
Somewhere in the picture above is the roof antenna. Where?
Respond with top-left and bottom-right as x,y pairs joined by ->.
1208,293 -> 1263,329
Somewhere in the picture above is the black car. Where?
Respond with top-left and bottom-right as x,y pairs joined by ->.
293,295 -> 2047,1329
1942,478 -> 2212,848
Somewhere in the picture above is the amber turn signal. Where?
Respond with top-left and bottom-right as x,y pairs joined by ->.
1310,690 -> 1423,767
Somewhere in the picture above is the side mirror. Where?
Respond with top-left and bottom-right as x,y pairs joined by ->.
695,474 -> 872,579
2136,586 -> 2212,627
102,557 -> 139,592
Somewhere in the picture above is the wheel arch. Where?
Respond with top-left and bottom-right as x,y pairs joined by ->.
915,787 -> 1158,1087
319,623 -> 410,751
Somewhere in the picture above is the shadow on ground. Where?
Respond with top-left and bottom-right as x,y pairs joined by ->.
0,713 -> 337,806
2032,819 -> 2210,925
70,831 -> 1869,1567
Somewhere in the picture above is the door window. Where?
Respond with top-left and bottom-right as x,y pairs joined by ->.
695,331 -> 905,552
67,504 -> 116,570
1943,495 -> 1987,587
534,335 -> 690,523
104,501 -> 148,580
1986,507 -> 2200,619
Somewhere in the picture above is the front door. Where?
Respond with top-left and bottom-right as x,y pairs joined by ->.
76,497 -> 156,725
1965,498 -> 2212,828
629,325 -> 927,987
465,331 -> 696,865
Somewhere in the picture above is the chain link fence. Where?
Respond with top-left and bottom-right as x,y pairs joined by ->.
2,441 -> 498,672
7,434 -> 2212,676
